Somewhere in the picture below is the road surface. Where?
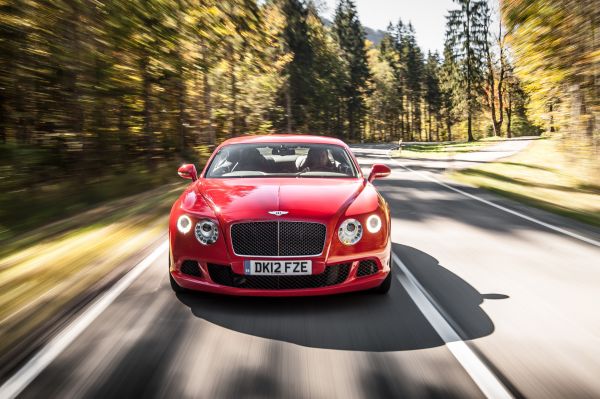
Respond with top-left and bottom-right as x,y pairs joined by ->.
3,139 -> 600,398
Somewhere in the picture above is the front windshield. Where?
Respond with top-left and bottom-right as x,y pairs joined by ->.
205,143 -> 359,178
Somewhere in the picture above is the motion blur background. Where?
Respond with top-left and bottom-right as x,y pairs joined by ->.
0,0 -> 598,382
0,0 -> 598,240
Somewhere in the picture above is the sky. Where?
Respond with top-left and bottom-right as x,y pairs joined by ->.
321,0 -> 456,54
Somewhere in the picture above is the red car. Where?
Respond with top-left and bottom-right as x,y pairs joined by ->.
169,135 -> 392,296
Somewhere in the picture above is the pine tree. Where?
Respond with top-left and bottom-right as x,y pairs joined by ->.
379,22 -> 405,139
440,40 -> 461,141
333,0 -> 371,141
305,2 -> 346,135
424,52 -> 442,141
404,23 -> 424,141
445,0 -> 488,141
280,0 -> 315,132
482,2 -> 507,137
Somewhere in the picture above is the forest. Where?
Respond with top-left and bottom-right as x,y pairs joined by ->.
0,0 -> 598,236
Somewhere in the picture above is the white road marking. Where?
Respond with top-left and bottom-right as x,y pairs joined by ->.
392,252 -> 513,399
389,157 -> 600,248
0,241 -> 169,399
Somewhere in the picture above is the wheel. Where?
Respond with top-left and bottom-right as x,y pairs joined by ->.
372,261 -> 392,294
169,249 -> 186,293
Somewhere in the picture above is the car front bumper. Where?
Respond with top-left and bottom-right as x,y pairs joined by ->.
170,245 -> 391,297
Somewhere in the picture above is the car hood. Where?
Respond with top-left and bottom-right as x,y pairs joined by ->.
195,178 -> 365,224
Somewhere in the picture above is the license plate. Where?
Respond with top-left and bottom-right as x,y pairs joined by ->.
244,260 -> 312,275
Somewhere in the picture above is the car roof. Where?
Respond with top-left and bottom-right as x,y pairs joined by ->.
218,134 -> 349,147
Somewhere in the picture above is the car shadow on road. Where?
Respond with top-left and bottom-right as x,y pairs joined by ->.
177,244 -> 503,352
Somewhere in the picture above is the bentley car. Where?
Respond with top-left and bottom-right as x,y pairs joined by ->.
169,135 -> 392,296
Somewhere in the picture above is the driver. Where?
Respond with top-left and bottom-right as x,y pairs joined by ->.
303,147 -> 337,172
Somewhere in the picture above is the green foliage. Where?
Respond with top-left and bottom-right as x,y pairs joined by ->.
444,0 -> 489,141
502,0 -> 599,177
333,0 -> 371,140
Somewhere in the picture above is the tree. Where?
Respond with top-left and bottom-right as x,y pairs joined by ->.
445,0 -> 488,141
440,40 -> 461,141
280,0 -> 315,131
404,23 -> 424,141
482,3 -> 507,137
503,62 -> 528,138
424,52 -> 442,141
503,0 -> 599,176
366,45 -> 396,141
379,22 -> 405,139
333,0 -> 371,141
305,2 -> 346,135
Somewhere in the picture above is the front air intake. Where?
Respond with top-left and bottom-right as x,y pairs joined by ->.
356,259 -> 378,277
180,260 -> 202,277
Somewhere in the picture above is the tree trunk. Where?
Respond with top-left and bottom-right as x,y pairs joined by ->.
428,107 -> 432,141
285,82 -> 293,132
0,91 -> 5,143
467,113 -> 474,142
466,1 -> 474,142
485,17 -> 505,138
505,88 -> 512,139
549,102 -> 555,133
203,71 -> 215,145
175,0 -> 186,153
117,100 -> 128,163
66,0 -> 84,143
140,55 -> 153,166
177,73 -> 186,154
229,49 -> 238,138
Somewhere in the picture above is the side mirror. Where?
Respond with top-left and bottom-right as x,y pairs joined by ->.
178,164 -> 197,181
368,164 -> 391,182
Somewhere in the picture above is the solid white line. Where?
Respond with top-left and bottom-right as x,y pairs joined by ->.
0,240 -> 169,399
389,157 -> 600,248
392,252 -> 513,399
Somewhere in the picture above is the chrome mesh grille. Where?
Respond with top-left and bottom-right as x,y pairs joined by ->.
231,221 -> 326,257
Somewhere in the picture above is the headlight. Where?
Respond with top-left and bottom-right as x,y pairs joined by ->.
177,215 -> 192,234
366,214 -> 382,233
338,218 -> 363,245
195,219 -> 219,245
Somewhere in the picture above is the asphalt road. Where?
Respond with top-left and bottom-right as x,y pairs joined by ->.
5,140 -> 600,398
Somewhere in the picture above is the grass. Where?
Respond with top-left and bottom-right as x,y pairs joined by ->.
391,137 -> 502,159
451,136 -> 600,226
0,162 -> 176,245
0,182 -> 186,360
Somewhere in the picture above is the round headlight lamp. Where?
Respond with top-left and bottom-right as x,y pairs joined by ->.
177,215 -> 192,234
366,214 -> 382,233
195,219 -> 219,245
338,218 -> 363,245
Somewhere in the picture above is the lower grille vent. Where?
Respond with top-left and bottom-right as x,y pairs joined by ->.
356,260 -> 378,277
181,260 -> 202,277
